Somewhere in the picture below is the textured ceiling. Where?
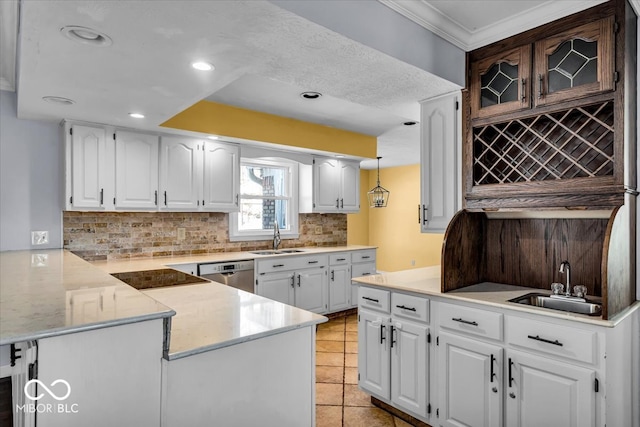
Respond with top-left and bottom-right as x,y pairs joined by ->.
15,0 -> 459,169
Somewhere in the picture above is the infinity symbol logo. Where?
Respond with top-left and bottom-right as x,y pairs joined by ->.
24,379 -> 71,401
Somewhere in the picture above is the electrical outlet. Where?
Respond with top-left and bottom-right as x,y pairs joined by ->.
411,259 -> 416,266
177,228 -> 186,241
315,226 -> 322,234
31,231 -> 49,246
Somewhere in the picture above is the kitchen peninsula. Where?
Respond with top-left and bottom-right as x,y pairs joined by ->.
0,249 -> 328,427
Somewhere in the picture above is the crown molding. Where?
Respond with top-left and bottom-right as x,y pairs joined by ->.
379,0 -> 609,52
631,0 -> 640,15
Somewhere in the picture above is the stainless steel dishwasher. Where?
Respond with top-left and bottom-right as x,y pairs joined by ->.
197,260 -> 255,293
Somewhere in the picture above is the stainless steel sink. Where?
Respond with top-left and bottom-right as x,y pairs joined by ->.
250,250 -> 281,255
277,249 -> 305,253
509,293 -> 602,316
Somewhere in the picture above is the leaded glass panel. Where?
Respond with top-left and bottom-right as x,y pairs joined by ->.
547,39 -> 598,93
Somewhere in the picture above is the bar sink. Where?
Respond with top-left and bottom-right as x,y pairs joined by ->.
250,250 -> 281,255
277,249 -> 305,253
509,293 -> 602,316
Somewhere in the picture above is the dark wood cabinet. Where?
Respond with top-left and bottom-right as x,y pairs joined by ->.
470,46 -> 531,119
534,17 -> 615,107
463,0 -> 635,210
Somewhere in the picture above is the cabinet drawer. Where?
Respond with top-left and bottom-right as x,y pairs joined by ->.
351,262 -> 376,279
391,293 -> 429,323
255,254 -> 328,274
506,316 -> 597,365
351,250 -> 376,264
438,302 -> 503,341
359,286 -> 390,313
329,253 -> 350,265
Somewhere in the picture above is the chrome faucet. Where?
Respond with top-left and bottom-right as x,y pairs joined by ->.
559,261 -> 571,297
273,220 -> 281,250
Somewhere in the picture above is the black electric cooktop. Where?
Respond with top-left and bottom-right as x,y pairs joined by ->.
111,269 -> 209,290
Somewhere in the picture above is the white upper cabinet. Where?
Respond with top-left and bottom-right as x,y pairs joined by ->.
420,91 -> 461,233
67,124 -> 113,210
159,136 -> 202,210
311,157 -> 360,213
202,140 -> 239,212
115,131 -> 159,209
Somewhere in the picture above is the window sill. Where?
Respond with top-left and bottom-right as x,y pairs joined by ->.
228,233 -> 300,242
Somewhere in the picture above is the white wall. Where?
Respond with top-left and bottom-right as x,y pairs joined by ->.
0,90 -> 63,251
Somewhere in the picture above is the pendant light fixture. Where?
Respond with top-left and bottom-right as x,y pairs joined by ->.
368,157 -> 390,208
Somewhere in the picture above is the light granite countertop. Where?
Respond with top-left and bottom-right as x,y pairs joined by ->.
92,245 -> 376,273
0,250 -> 175,346
142,283 -> 326,360
352,266 -> 639,327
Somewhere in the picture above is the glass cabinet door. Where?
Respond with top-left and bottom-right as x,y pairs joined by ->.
470,45 -> 531,119
534,16 -> 614,107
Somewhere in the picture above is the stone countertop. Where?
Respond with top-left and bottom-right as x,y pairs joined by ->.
142,283 -> 327,360
91,245 -> 377,274
0,250 -> 175,346
352,266 -> 639,327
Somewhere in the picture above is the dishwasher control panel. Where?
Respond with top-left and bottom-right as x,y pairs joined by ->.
198,260 -> 254,275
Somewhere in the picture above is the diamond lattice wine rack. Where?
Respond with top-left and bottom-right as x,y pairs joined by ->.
472,100 -> 613,186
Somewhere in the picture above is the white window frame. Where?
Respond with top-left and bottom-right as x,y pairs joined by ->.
229,158 -> 299,242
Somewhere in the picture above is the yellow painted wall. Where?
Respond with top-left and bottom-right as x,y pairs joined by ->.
347,169 -> 370,246
161,100 -> 377,158
348,164 -> 444,272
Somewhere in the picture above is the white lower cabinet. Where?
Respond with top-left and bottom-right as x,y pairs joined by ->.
329,262 -> 351,312
438,331 -> 502,427
505,349 -> 595,427
255,255 -> 329,314
358,289 -> 431,421
391,319 -> 429,418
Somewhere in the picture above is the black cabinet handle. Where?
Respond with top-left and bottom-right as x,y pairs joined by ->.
508,358 -> 514,387
422,204 -> 428,225
154,190 -> 158,205
362,256 -> 371,259
164,191 -> 167,206
10,344 -> 21,367
390,325 -> 396,348
490,354 -> 495,383
273,264 -> 285,268
527,335 -> 563,347
538,74 -> 544,99
380,324 -> 386,344
336,198 -> 340,208
362,272 -> 371,276
521,78 -> 526,102
331,270 -> 335,281
340,198 -> 344,208
337,258 -> 346,261
308,260 -> 319,264
290,276 -> 295,288
100,188 -> 104,205
297,274 -> 301,287
452,317 -> 478,326
418,204 -> 421,224
396,305 -> 416,312
362,296 -> 379,303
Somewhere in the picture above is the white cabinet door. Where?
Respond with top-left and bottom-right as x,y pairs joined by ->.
391,320 -> 429,418
256,271 -> 295,306
203,141 -> 239,212
115,131 -> 159,209
438,331 -> 502,427
420,92 -> 461,233
159,136 -> 202,210
329,264 -> 350,312
506,349 -> 595,427
295,267 -> 328,313
70,125 -> 111,209
314,158 -> 340,212
358,309 -> 390,399
339,160 -> 360,212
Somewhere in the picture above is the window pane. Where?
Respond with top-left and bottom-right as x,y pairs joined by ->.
238,199 -> 289,231
241,164 -> 289,197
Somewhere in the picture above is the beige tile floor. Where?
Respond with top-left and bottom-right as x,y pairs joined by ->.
316,314 -> 412,427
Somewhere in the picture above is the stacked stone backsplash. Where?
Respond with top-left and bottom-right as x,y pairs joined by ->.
63,212 -> 347,261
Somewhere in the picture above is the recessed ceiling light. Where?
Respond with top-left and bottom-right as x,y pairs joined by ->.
207,135 -> 219,140
60,26 -> 112,46
129,113 -> 145,119
192,62 -> 215,71
42,96 -> 75,105
300,91 -> 322,100
403,121 -> 418,126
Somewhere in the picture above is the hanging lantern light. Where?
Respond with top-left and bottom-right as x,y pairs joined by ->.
367,156 -> 390,208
